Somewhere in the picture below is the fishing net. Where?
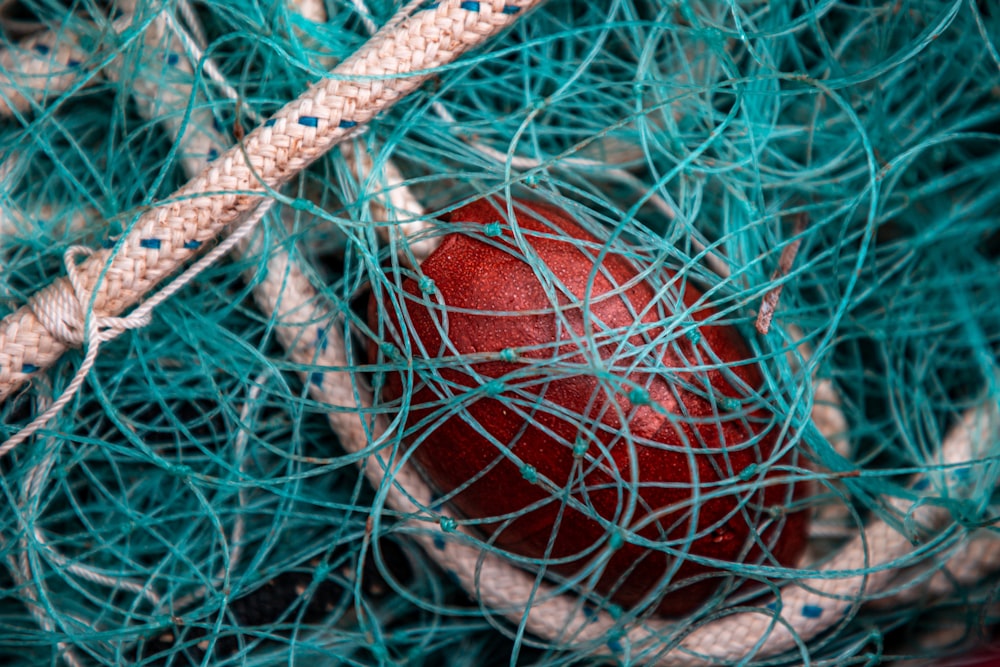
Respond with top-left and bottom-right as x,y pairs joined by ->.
1,0 -> 998,665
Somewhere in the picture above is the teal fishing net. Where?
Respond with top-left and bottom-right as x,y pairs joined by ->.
1,1 -> 998,665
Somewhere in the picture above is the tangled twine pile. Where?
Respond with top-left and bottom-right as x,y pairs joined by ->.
1,0 -> 998,665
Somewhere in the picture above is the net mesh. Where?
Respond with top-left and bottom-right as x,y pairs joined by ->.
1,0 -> 998,665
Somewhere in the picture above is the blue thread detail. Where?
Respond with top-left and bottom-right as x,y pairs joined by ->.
22,363 -> 38,373
607,639 -> 622,653
264,118 -> 276,127
339,119 -> 357,129
67,58 -> 81,67
460,1 -> 480,10
102,238 -> 116,249
583,603 -> 599,622
316,327 -> 329,352
499,348 -> 517,362
953,467 -> 971,481
34,43 -> 50,55
167,53 -> 179,66
765,601 -> 779,611
183,240 -> 202,250
440,516 -> 457,532
913,477 -> 931,491
502,4 -> 521,14
802,604 -> 824,619
310,372 -> 324,387
139,238 -> 162,250
433,534 -> 446,551
430,493 -> 444,512
299,116 -> 319,128
207,149 -> 219,162
573,438 -> 588,457
484,221 -> 502,237
419,0 -> 439,9
685,327 -> 702,344
418,276 -> 435,294
520,465 -> 537,483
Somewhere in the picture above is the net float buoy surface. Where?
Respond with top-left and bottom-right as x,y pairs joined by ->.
370,198 -> 808,616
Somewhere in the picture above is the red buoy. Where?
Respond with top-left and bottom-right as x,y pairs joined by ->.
370,198 -> 808,616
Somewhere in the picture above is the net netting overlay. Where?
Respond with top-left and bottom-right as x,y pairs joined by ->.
1,1 -> 998,665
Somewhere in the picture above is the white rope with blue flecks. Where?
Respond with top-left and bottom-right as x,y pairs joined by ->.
2,1 -> 999,665
0,0 -> 538,409
0,30 -> 91,117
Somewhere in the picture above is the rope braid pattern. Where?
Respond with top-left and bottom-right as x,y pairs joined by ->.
0,0 -> 536,404
0,29 -> 90,118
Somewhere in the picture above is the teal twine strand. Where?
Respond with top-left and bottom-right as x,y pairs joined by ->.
1,1 -> 999,665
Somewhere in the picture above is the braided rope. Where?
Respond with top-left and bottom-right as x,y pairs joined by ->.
0,0 -> 537,404
0,29 -> 90,118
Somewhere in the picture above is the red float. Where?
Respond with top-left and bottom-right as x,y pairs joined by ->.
370,198 -> 808,616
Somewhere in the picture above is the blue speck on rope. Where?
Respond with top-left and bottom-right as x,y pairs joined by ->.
315,327 -> 329,351
802,605 -> 824,619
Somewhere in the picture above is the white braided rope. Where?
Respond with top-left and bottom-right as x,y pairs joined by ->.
0,0 -> 537,404
0,30 -> 90,118
3,4 -> 320,662
115,0 -> 426,437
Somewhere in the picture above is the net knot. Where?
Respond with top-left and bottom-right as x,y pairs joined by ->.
25,245 -> 152,350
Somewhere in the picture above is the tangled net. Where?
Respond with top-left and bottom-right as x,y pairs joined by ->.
1,0 -> 998,665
